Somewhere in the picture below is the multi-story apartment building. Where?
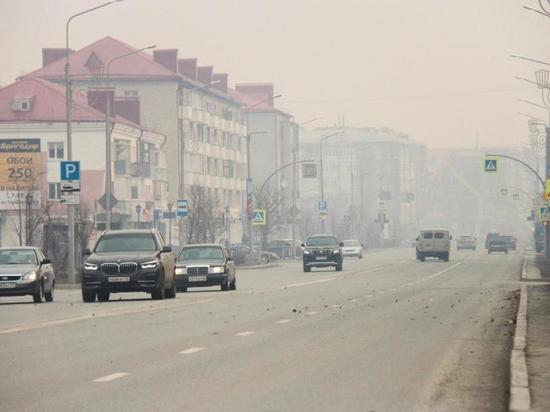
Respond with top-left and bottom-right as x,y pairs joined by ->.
0,77 -> 167,274
29,36 -> 248,245
300,127 -> 426,247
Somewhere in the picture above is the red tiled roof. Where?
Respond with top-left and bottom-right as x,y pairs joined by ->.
28,36 -> 177,80
0,77 -> 142,128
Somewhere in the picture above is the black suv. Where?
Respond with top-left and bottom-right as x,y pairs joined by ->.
301,234 -> 344,272
81,229 -> 176,302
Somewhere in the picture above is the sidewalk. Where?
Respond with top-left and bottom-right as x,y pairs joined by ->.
518,253 -> 550,411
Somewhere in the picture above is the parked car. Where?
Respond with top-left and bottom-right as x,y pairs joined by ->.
501,235 -> 517,251
342,239 -> 363,259
175,244 -> 236,292
302,234 -> 343,272
0,247 -> 55,303
488,237 -> 508,254
416,229 -> 451,262
229,244 -> 278,265
265,239 -> 303,259
456,235 -> 476,251
81,229 -> 176,302
485,232 -> 500,249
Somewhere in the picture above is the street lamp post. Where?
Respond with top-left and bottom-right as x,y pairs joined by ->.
25,192 -> 33,246
167,202 -> 173,246
104,45 -> 156,231
319,132 -> 343,232
244,94 -> 282,247
65,0 -> 122,284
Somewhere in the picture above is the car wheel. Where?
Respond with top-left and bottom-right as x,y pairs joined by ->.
45,281 -> 55,302
488,250 -> 491,254
260,255 -> 269,264
82,289 -> 96,303
303,264 -> 311,272
33,281 -> 45,303
97,290 -> 110,302
505,250 -> 508,254
443,253 -> 449,262
359,254 -> 363,259
336,263 -> 343,271
165,280 -> 177,299
178,286 -> 188,293
221,278 -> 230,291
419,255 -> 426,262
230,278 -> 237,290
151,273 -> 165,300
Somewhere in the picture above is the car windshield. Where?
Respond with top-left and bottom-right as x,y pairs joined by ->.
460,236 -> 473,240
422,232 -> 434,239
95,234 -> 157,253
307,236 -> 338,246
343,240 -> 360,247
0,249 -> 37,265
179,247 -> 224,261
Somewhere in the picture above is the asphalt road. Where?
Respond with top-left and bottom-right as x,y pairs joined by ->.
0,247 -> 520,412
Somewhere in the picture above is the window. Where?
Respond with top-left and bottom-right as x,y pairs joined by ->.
223,160 -> 234,178
48,142 -> 64,159
48,183 -> 61,200
131,186 -> 138,199
423,233 -> 434,239
124,90 -> 139,97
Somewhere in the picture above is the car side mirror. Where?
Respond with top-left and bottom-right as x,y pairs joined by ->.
41,258 -> 51,265
83,248 -> 92,256
162,246 -> 172,253
300,242 -> 305,248
339,242 -> 344,247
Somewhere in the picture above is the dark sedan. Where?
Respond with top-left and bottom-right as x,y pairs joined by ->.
175,244 -> 236,292
0,247 -> 55,303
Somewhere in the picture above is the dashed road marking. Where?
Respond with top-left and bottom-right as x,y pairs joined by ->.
275,319 -> 292,324
235,331 -> 255,337
179,347 -> 204,355
348,299 -> 358,303
306,311 -> 319,316
378,291 -> 385,295
329,304 -> 341,308
366,294 -> 373,298
93,372 -> 129,383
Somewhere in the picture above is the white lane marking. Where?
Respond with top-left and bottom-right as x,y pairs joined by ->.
179,347 -> 204,355
235,331 -> 255,337
93,372 -> 129,383
427,262 -> 463,279
391,288 -> 397,291
400,285 -> 406,288
366,294 -> 373,298
348,299 -> 358,303
306,311 -> 319,316
284,278 -> 333,288
408,283 -> 413,286
0,298 -> 215,336
378,291 -> 385,294
275,319 -> 292,324
329,304 -> 341,308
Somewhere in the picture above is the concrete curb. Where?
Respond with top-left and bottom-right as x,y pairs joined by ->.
509,283 -> 532,412
521,255 -> 542,282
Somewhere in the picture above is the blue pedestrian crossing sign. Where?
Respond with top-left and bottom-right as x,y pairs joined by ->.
252,209 -> 266,225
484,158 -> 497,173
540,206 -> 550,222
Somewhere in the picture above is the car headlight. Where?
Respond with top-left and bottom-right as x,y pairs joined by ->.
175,267 -> 186,275
22,271 -> 37,281
84,262 -> 99,271
333,249 -> 341,254
210,266 -> 224,274
303,250 -> 310,255
141,260 -> 159,270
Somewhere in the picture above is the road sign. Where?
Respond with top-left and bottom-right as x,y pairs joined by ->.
252,209 -> 266,225
163,211 -> 176,219
60,161 -> 80,181
540,206 -> 550,221
59,193 -> 80,205
378,200 -> 387,210
176,199 -> 189,217
484,158 -> 497,172
500,187 -> 508,196
513,193 -> 520,201
318,200 -> 327,211
98,193 -> 118,210
60,180 -> 80,193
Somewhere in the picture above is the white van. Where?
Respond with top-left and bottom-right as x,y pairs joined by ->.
416,229 -> 451,262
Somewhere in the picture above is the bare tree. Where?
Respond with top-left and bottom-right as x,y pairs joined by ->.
185,185 -> 224,244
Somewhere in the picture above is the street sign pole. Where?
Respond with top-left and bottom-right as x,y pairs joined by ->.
61,161 -> 80,284
546,126 -> 550,259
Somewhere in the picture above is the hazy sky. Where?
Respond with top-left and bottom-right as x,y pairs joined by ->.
2,0 -> 550,148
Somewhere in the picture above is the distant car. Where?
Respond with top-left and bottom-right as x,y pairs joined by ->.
0,247 -> 55,303
342,239 -> 363,259
457,235 -> 476,251
488,238 -> 508,254
302,234 -> 343,272
416,229 -> 451,262
501,235 -> 517,251
229,244 -> 277,265
485,232 -> 500,249
175,244 -> 236,292
81,229 -> 176,302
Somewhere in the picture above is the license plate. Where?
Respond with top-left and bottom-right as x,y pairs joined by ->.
108,276 -> 130,282
0,282 -> 16,289
189,275 -> 207,282
316,256 -> 327,261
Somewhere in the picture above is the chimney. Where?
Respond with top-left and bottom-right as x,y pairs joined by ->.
87,89 -> 114,115
153,49 -> 178,72
235,83 -> 275,107
115,97 -> 140,125
212,73 -> 228,94
197,66 -> 213,85
178,58 -> 198,80
42,48 -> 72,67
